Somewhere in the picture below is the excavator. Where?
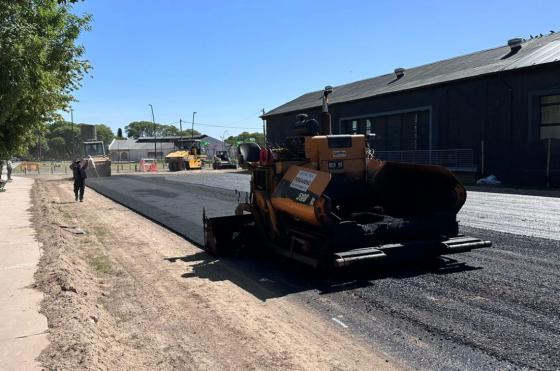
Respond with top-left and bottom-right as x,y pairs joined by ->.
203,87 -> 491,269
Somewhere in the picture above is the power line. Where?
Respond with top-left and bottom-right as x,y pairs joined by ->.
155,114 -> 262,130
174,109 -> 263,130
172,119 -> 260,130
186,122 -> 261,130
161,120 -> 258,130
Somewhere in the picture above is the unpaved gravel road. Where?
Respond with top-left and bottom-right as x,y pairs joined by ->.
87,173 -> 560,370
33,179 -> 396,370
459,192 -> 560,240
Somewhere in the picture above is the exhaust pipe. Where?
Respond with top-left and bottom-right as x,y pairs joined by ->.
321,86 -> 333,135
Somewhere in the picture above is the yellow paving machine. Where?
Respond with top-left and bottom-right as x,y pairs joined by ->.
204,87 -> 491,269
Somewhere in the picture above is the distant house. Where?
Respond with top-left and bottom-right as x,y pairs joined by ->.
108,135 -> 228,162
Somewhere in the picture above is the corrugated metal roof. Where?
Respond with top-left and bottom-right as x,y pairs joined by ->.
108,135 -> 224,151
135,135 -> 209,142
108,139 -> 175,151
264,33 -> 560,117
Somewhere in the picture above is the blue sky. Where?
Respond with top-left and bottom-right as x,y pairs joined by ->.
70,0 -> 559,139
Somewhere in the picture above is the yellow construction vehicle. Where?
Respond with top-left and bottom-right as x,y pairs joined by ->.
80,125 -> 111,177
203,87 -> 491,269
165,139 -> 206,171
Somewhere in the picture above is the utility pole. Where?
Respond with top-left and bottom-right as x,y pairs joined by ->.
70,108 -> 75,159
191,112 -> 197,139
149,104 -> 157,162
179,119 -> 183,140
178,118 -> 182,151
261,108 -> 267,145
37,132 -> 41,161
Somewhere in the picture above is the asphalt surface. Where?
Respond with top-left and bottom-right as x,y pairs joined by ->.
88,173 -> 560,370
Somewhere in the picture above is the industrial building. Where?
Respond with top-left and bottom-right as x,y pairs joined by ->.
108,135 -> 227,162
263,33 -> 560,186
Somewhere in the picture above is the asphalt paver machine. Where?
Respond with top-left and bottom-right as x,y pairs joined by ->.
204,87 -> 491,269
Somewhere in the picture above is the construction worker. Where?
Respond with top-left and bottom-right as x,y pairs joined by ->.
70,159 -> 88,202
6,159 -> 12,181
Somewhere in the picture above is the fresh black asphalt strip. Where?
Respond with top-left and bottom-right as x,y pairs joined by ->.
88,174 -> 560,370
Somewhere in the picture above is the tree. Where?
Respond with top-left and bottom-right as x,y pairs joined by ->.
27,135 -> 50,160
47,137 -> 67,159
0,1 -> 91,159
125,121 -> 158,138
181,129 -> 201,138
46,122 -> 80,159
225,132 -> 265,146
94,124 -> 114,144
125,121 -> 199,138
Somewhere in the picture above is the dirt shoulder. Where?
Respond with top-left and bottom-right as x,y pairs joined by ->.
32,178 -> 398,371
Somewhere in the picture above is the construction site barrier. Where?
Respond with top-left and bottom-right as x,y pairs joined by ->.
21,162 -> 40,174
138,160 -> 158,172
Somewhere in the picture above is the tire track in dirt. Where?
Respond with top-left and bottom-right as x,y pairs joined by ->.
35,179 -> 398,370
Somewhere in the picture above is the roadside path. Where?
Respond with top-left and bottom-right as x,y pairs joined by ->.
0,177 -> 49,371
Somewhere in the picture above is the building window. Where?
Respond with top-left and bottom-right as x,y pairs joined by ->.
340,109 -> 429,151
365,119 -> 372,135
540,95 -> 560,139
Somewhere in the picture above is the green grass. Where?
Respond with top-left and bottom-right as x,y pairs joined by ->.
94,226 -> 109,239
89,255 -> 112,274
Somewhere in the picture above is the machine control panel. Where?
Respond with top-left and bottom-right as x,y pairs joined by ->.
327,136 -> 352,148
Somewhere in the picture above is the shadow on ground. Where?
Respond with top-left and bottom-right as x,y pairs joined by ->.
164,249 -> 482,301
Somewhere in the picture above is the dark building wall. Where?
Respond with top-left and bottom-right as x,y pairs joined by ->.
265,63 -> 560,186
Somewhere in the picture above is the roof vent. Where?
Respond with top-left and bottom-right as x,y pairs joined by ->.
507,37 -> 523,51
394,67 -> 405,79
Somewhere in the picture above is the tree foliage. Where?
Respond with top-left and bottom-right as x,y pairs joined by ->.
225,132 -> 265,146
0,1 -> 91,159
124,121 -> 200,139
95,124 -> 114,144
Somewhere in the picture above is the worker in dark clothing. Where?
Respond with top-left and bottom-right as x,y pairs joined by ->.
7,160 -> 13,181
70,159 -> 88,202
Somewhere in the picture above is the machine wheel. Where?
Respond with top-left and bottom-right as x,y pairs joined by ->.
212,162 -> 218,170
